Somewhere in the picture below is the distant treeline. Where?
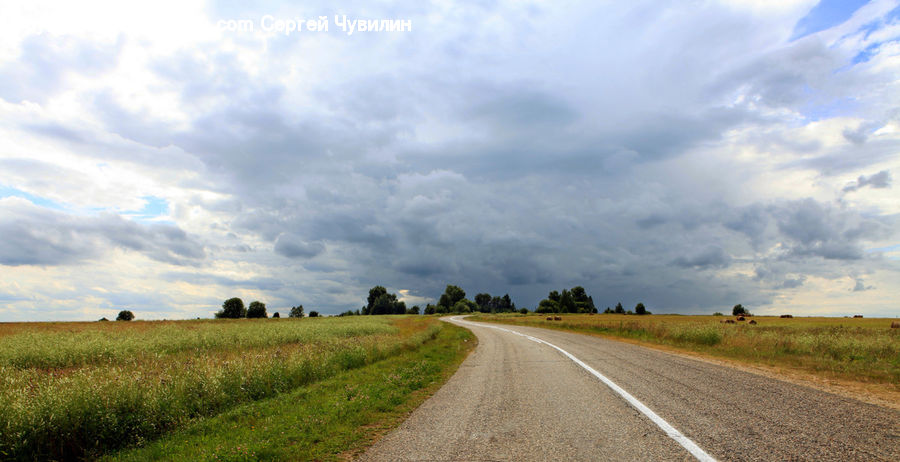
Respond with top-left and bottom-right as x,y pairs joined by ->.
334,285 -> 520,316
214,284 -> 652,318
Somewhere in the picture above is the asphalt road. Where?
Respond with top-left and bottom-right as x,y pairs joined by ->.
358,316 -> 900,461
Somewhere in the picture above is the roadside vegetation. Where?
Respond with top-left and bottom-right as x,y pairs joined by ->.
103,322 -> 475,461
471,313 -> 900,388
0,315 -> 460,460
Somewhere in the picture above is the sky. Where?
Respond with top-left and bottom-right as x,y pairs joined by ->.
0,0 -> 898,321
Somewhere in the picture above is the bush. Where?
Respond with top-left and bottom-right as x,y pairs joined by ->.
216,298 -> 246,318
272,312 -> 280,318
519,308 -> 529,315
116,310 -> 134,321
452,300 -> 475,313
289,305 -> 304,318
713,312 -> 723,316
309,311 -> 320,318
247,301 -> 267,318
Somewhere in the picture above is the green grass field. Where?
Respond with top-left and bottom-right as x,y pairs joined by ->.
471,314 -> 900,389
103,322 -> 474,461
0,316 -> 471,461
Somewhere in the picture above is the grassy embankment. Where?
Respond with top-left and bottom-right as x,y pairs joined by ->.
470,313 -> 900,392
0,316 -> 474,461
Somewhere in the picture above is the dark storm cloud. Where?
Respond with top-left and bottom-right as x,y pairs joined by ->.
772,198 -> 887,260
0,198 -> 205,266
47,12 -> 897,313
273,233 -> 325,258
672,246 -> 732,269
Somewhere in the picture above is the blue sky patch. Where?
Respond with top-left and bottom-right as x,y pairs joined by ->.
0,185 -> 66,210
801,96 -> 858,121
791,0 -> 870,41
122,196 -> 171,222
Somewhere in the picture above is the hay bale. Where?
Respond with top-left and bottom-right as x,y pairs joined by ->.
749,320 -> 757,325
891,321 -> 899,329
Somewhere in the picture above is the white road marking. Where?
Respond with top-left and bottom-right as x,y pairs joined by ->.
451,317 -> 717,462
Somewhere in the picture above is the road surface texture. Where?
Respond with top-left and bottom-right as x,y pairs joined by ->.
358,317 -> 900,461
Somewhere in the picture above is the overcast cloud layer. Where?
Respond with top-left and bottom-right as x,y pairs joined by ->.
1,0 -> 898,321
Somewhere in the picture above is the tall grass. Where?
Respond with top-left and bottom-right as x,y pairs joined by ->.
0,316 -> 442,461
0,317 -> 396,369
474,314 -> 900,386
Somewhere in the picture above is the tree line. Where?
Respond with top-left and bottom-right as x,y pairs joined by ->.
213,298 -> 320,319
535,286 -> 596,313
211,285 -> 663,319
422,285 -> 522,315
599,302 -> 650,315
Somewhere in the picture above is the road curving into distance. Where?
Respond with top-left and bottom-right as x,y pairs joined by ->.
358,316 -> 900,461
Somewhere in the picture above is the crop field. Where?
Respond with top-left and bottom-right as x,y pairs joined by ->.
471,314 -> 900,389
0,316 -> 453,460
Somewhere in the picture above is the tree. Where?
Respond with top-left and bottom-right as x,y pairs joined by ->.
586,296 -> 597,313
364,286 -> 388,315
115,310 -> 134,321
733,304 -> 748,316
407,305 -> 420,315
558,289 -> 576,313
712,312 -> 723,316
424,304 -> 436,315
217,298 -> 246,319
289,305 -> 305,318
247,301 -> 267,318
635,303 -> 649,315
441,285 -> 465,308
548,290 -> 561,303
309,311 -> 320,317
518,307 -> 529,315
365,286 -> 406,315
272,312 -> 280,318
536,299 -> 558,313
474,293 -> 492,312
500,294 -> 514,312
452,299 -> 476,313
614,302 -> 625,314
571,286 -> 587,302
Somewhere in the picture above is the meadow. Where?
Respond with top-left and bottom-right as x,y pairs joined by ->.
0,316 -> 459,461
471,314 -> 900,390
